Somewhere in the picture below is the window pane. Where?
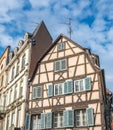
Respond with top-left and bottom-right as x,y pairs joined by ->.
80,80 -> 84,91
53,112 -> 63,128
75,110 -> 87,127
55,61 -> 60,71
75,81 -> 79,92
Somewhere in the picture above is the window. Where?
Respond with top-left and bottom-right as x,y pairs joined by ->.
32,115 -> 41,130
54,83 -> 64,96
58,43 -> 65,51
22,54 -> 26,69
75,108 -> 94,127
17,109 -> 21,127
1,75 -> 4,86
74,77 -> 91,92
9,90 -> 12,104
16,61 -> 20,75
33,86 -> 42,99
14,85 -> 17,100
54,59 -> 67,72
75,110 -> 87,127
11,112 -> 15,126
11,66 -> 15,80
6,115 -> 10,130
53,112 -> 63,128
19,80 -> 23,97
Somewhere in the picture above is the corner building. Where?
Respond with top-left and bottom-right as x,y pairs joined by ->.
28,34 -> 107,130
0,47 -> 10,130
2,21 -> 52,130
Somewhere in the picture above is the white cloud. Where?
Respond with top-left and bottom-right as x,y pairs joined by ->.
0,0 -> 113,91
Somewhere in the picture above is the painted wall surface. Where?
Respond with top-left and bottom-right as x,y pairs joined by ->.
29,36 -> 105,130
3,41 -> 31,130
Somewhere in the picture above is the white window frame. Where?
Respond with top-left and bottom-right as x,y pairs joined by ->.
32,115 -> 41,130
54,83 -> 64,96
53,112 -> 63,128
75,110 -> 87,127
74,79 -> 85,92
33,86 -> 42,99
54,59 -> 67,72
57,42 -> 65,51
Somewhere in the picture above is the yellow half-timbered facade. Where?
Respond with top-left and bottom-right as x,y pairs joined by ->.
28,34 -> 106,130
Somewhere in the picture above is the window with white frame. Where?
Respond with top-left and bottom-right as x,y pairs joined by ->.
14,85 -> 17,100
19,80 -> 23,97
57,43 -> 65,51
75,110 -> 87,127
32,86 -> 42,99
17,109 -> 21,127
22,54 -> 26,69
53,112 -> 63,128
11,112 -> 15,126
54,83 -> 64,96
6,115 -> 10,130
16,60 -> 20,75
11,66 -> 15,80
74,77 -> 91,92
75,108 -> 94,127
32,115 -> 41,130
54,59 -> 67,72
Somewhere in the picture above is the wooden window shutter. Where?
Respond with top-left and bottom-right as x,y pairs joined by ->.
40,113 -> 46,129
64,82 -> 68,94
61,59 -> 67,70
86,108 -> 94,126
85,77 -> 91,91
63,110 -> 74,127
25,114 -> 31,130
67,80 -> 73,93
32,87 -> 36,99
36,86 -> 42,98
55,61 -> 60,71
48,84 -> 53,97
64,80 -> 73,94
46,112 -> 52,128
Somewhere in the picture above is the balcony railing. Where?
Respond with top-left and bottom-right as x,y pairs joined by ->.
0,106 -> 6,114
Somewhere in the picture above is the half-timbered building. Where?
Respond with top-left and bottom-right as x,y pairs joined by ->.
28,34 -> 107,130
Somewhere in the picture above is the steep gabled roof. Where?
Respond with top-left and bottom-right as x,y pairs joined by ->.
30,34 -> 101,82
32,20 -> 52,40
29,21 -> 52,79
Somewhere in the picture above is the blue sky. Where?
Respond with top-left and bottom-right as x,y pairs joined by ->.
0,0 -> 113,91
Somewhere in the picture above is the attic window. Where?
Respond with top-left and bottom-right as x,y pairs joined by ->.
57,43 -> 65,51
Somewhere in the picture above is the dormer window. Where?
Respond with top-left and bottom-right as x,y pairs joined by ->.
18,40 -> 24,48
9,51 -> 14,62
14,47 -> 19,55
57,43 -> 65,51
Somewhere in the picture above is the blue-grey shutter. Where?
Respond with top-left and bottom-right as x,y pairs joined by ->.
25,114 -> 31,130
32,87 -> 36,99
86,108 -> 94,126
63,110 -> 74,127
37,86 -> 42,98
55,61 -> 60,71
46,112 -> 52,128
85,77 -> 91,91
64,80 -> 73,94
40,113 -> 46,129
48,84 -> 53,97
64,82 -> 68,94
61,59 -> 67,70
67,80 -> 73,93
